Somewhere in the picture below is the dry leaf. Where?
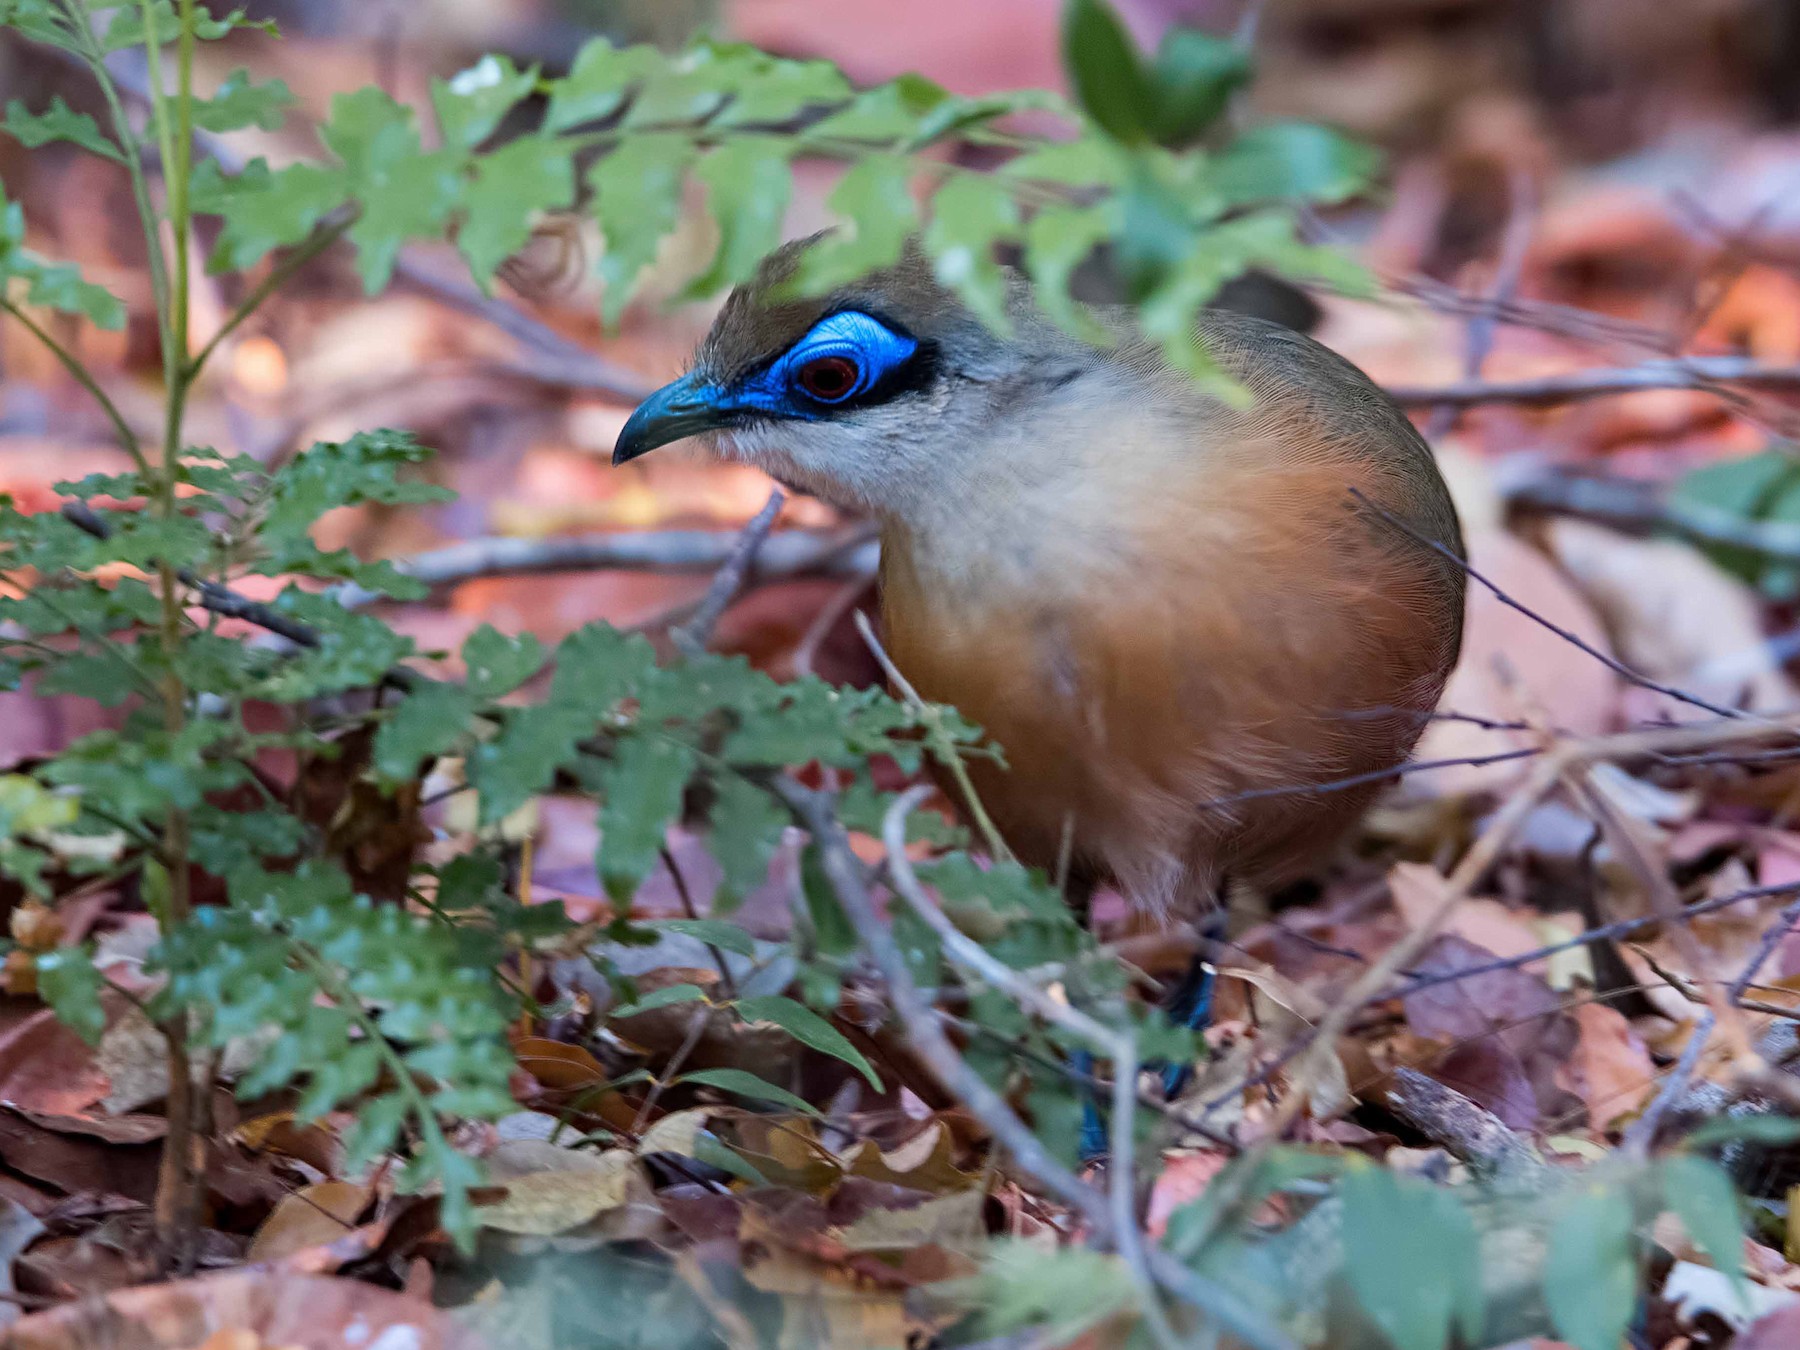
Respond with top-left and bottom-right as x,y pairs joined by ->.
246,1181 -> 372,1263
1410,528 -> 1617,798
476,1142 -> 637,1236
1,1270 -> 477,1349
1547,519 -> 1799,717
833,1189 -> 986,1257
1556,1002 -> 1658,1131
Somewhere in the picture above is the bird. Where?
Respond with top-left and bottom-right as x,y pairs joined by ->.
614,238 -> 1466,975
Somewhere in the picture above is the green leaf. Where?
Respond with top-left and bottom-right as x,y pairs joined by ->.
0,0 -> 78,49
431,54 -> 537,150
1670,449 -> 1800,598
805,74 -> 951,145
15,256 -> 127,329
706,773 -> 785,911
1061,0 -> 1155,144
457,135 -> 577,286
198,159 -> 349,274
545,40 -> 665,132
36,946 -> 105,1046
191,69 -> 294,134
1111,166 -> 1195,304
968,1242 -> 1136,1342
1023,204 -> 1114,344
1147,28 -> 1251,145
98,1 -> 272,52
461,625 -> 546,699
0,186 -> 127,328
263,429 -> 449,548
611,982 -> 708,1017
320,89 -> 463,291
786,156 -> 918,296
905,90 -> 1062,151
735,994 -> 881,1090
469,704 -> 588,826
595,735 -> 694,901
677,1067 -> 820,1116
2,97 -> 125,162
1165,1147 -> 1346,1261
1003,134 -> 1129,189
712,53 -> 851,127
1340,1166 -> 1484,1350
588,133 -> 695,324
1544,1185 -> 1640,1350
924,175 -> 1022,332
685,137 -> 794,298
627,68 -> 732,129
1686,1114 -> 1800,1148
650,918 -> 757,958
1211,122 -> 1380,207
1662,1155 -> 1747,1306
374,682 -> 475,783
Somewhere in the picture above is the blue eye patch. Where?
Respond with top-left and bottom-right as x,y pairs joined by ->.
729,311 -> 920,417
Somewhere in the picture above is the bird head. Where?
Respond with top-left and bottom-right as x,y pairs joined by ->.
613,238 -> 1072,516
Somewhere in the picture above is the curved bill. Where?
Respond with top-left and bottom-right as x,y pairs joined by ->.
613,372 -> 731,466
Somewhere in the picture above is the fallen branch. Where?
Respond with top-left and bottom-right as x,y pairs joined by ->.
1387,356 -> 1800,408
1381,1067 -> 1543,1186
340,523 -> 877,607
1502,466 -> 1800,563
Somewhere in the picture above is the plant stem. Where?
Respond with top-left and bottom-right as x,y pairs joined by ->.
185,215 -> 354,381
0,300 -> 147,472
135,0 -> 206,1273
63,0 -> 172,342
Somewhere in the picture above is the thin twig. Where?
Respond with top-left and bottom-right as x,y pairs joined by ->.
882,785 -> 1121,1054
1423,166 -> 1536,442
1386,356 -> 1800,408
669,489 -> 785,658
1622,1011 -> 1716,1155
1349,487 -> 1753,722
1202,717 -> 1800,1125
0,298 -> 147,471
1385,876 -> 1800,1003
185,214 -> 354,381
334,523 -> 878,609
1729,897 -> 1800,1006
1571,764 -> 1756,1065
1381,1066 -> 1543,1184
1502,466 -> 1800,564
856,611 -> 1013,863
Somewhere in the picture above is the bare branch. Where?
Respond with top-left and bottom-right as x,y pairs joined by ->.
336,523 -> 878,609
670,489 -> 786,657
1387,356 -> 1800,408
1381,1067 -> 1543,1184
1503,466 -> 1800,563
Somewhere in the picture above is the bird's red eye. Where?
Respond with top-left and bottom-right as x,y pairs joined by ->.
795,355 -> 860,402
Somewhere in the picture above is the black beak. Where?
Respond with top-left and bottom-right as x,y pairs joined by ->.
613,372 -> 729,466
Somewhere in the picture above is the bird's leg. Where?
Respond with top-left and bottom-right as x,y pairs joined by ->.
1158,902 -> 1229,1099
1061,871 -> 1113,1162
1075,903 -> 1226,1159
